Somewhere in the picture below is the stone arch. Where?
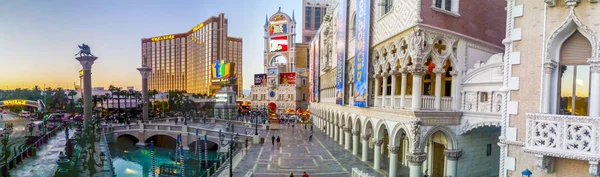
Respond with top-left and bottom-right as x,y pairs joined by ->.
188,139 -> 219,152
362,117 -> 375,136
420,126 -> 458,150
460,120 -> 501,135
116,133 -> 140,147
374,119 -> 390,140
390,124 -> 409,147
345,113 -> 353,129
353,115 -> 362,132
546,10 -> 597,62
145,133 -> 178,149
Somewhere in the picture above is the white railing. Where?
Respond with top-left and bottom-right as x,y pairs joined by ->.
441,96 -> 453,110
373,95 -> 453,111
374,97 -> 381,107
351,168 -> 373,177
525,113 -> 600,161
421,96 -> 435,109
404,96 -> 412,109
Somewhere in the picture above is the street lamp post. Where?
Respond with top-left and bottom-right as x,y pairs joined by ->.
218,130 -> 239,177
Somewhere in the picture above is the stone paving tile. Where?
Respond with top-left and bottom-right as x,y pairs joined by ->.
232,124 -> 383,177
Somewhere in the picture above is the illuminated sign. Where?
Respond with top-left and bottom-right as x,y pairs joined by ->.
270,36 -> 288,52
254,74 -> 267,85
216,94 -> 228,102
270,14 -> 287,24
3,100 -> 26,106
151,35 -> 175,42
192,23 -> 205,32
269,24 -> 287,34
79,70 -> 84,77
211,60 -> 235,84
279,72 -> 296,85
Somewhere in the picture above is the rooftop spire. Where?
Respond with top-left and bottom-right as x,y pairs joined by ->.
278,7 -> 281,12
292,10 -> 295,22
265,14 -> 268,25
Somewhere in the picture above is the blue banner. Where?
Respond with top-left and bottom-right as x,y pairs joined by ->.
314,33 -> 320,102
336,0 -> 348,105
354,0 -> 370,107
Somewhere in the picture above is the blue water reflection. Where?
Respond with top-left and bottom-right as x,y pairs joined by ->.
111,146 -> 218,177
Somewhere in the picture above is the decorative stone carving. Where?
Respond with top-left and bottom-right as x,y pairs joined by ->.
406,153 -> 427,165
361,134 -> 371,141
388,146 -> 400,154
343,128 -> 351,133
408,65 -> 427,76
449,70 -> 458,76
565,0 -> 580,6
543,60 -> 557,74
409,120 -> 422,152
373,139 -> 384,146
536,155 -> 555,173
590,161 -> 600,177
352,130 -> 360,136
588,58 -> 600,74
432,68 -> 446,74
444,149 -> 463,161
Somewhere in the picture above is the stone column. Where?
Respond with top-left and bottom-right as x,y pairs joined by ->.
361,134 -> 371,162
382,74 -> 388,107
400,68 -> 408,108
138,66 -> 152,122
374,76 -> 380,107
542,61 -> 557,114
444,149 -> 462,177
588,58 -> 600,116
352,130 -> 360,155
589,161 -> 600,177
339,125 -> 344,145
433,68 -> 445,110
76,56 -> 98,129
333,124 -> 338,141
390,72 -> 397,108
373,139 -> 383,170
409,65 -> 426,110
388,146 -> 400,177
407,153 -> 427,177
450,71 -> 459,110
344,128 -> 351,150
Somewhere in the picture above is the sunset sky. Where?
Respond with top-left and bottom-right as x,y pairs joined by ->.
0,0 -> 301,90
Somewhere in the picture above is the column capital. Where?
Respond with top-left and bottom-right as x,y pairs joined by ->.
373,139 -> 383,146
444,149 -> 463,161
75,56 -> 98,70
588,58 -> 600,74
432,68 -> 446,74
543,60 -> 558,74
388,146 -> 400,154
589,161 -> 600,176
399,67 -> 409,74
352,130 -> 360,135
408,65 -> 426,76
137,66 -> 153,79
343,128 -> 351,133
449,70 -> 458,76
361,134 -> 371,141
406,153 -> 427,165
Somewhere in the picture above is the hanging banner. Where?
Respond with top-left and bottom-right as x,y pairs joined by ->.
354,0 -> 371,107
279,72 -> 296,85
254,74 -> 267,85
336,0 -> 348,105
309,37 -> 315,102
314,33 -> 320,102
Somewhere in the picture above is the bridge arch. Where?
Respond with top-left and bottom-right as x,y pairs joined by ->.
145,133 -> 178,149
115,133 -> 140,150
188,139 -> 219,152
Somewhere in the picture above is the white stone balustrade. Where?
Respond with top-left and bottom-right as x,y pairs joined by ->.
524,113 -> 600,161
374,95 -> 453,111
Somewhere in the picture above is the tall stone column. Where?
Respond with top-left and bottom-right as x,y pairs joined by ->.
361,134 -> 370,162
382,74 -> 388,107
444,149 -> 462,177
374,76 -> 380,107
390,73 -> 397,108
450,71 -> 459,110
352,130 -> 360,155
388,146 -> 400,177
333,124 -> 338,141
433,68 -> 445,110
137,66 -> 152,122
373,139 -> 383,170
407,153 -> 427,177
400,68 -> 408,108
588,58 -> 600,116
76,56 -> 98,129
344,128 -> 351,150
339,125 -> 344,145
542,61 -> 557,114
409,65 -> 426,110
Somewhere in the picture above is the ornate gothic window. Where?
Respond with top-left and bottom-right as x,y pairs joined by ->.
558,31 -> 592,116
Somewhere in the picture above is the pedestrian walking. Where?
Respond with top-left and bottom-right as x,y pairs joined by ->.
276,136 -> 281,146
175,118 -> 178,125
302,171 -> 309,177
289,173 -> 294,177
271,135 -> 275,145
309,130 -> 313,142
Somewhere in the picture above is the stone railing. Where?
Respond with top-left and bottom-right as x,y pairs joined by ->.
112,123 -> 252,142
351,168 -> 373,177
375,95 -> 453,111
524,113 -> 600,161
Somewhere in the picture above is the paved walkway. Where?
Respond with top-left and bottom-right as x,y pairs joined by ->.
233,124 -> 383,177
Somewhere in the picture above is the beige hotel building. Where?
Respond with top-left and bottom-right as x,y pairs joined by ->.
141,13 -> 243,97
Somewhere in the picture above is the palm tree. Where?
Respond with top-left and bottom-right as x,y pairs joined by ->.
67,90 -> 77,114
128,89 -> 137,108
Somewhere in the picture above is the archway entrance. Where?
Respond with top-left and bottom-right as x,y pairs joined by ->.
146,135 -> 177,149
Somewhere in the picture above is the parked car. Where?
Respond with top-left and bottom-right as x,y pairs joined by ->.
19,111 -> 31,118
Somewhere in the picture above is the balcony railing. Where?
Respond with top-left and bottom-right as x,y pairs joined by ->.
374,95 -> 453,111
525,113 -> 600,161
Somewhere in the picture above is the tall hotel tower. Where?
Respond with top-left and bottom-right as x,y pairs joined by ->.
141,13 -> 243,97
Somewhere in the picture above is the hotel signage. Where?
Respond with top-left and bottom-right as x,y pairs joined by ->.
3,100 -> 26,106
192,23 -> 205,32
151,35 -> 175,42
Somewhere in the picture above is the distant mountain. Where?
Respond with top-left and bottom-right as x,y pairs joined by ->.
243,89 -> 251,96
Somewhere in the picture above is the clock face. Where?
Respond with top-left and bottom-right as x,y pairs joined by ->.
269,91 -> 276,98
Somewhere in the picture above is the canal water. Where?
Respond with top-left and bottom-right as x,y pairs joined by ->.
110,145 -> 219,177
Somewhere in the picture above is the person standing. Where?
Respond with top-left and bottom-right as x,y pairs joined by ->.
289,173 -> 294,177
302,172 -> 309,177
276,136 -> 281,146
271,135 -> 275,145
